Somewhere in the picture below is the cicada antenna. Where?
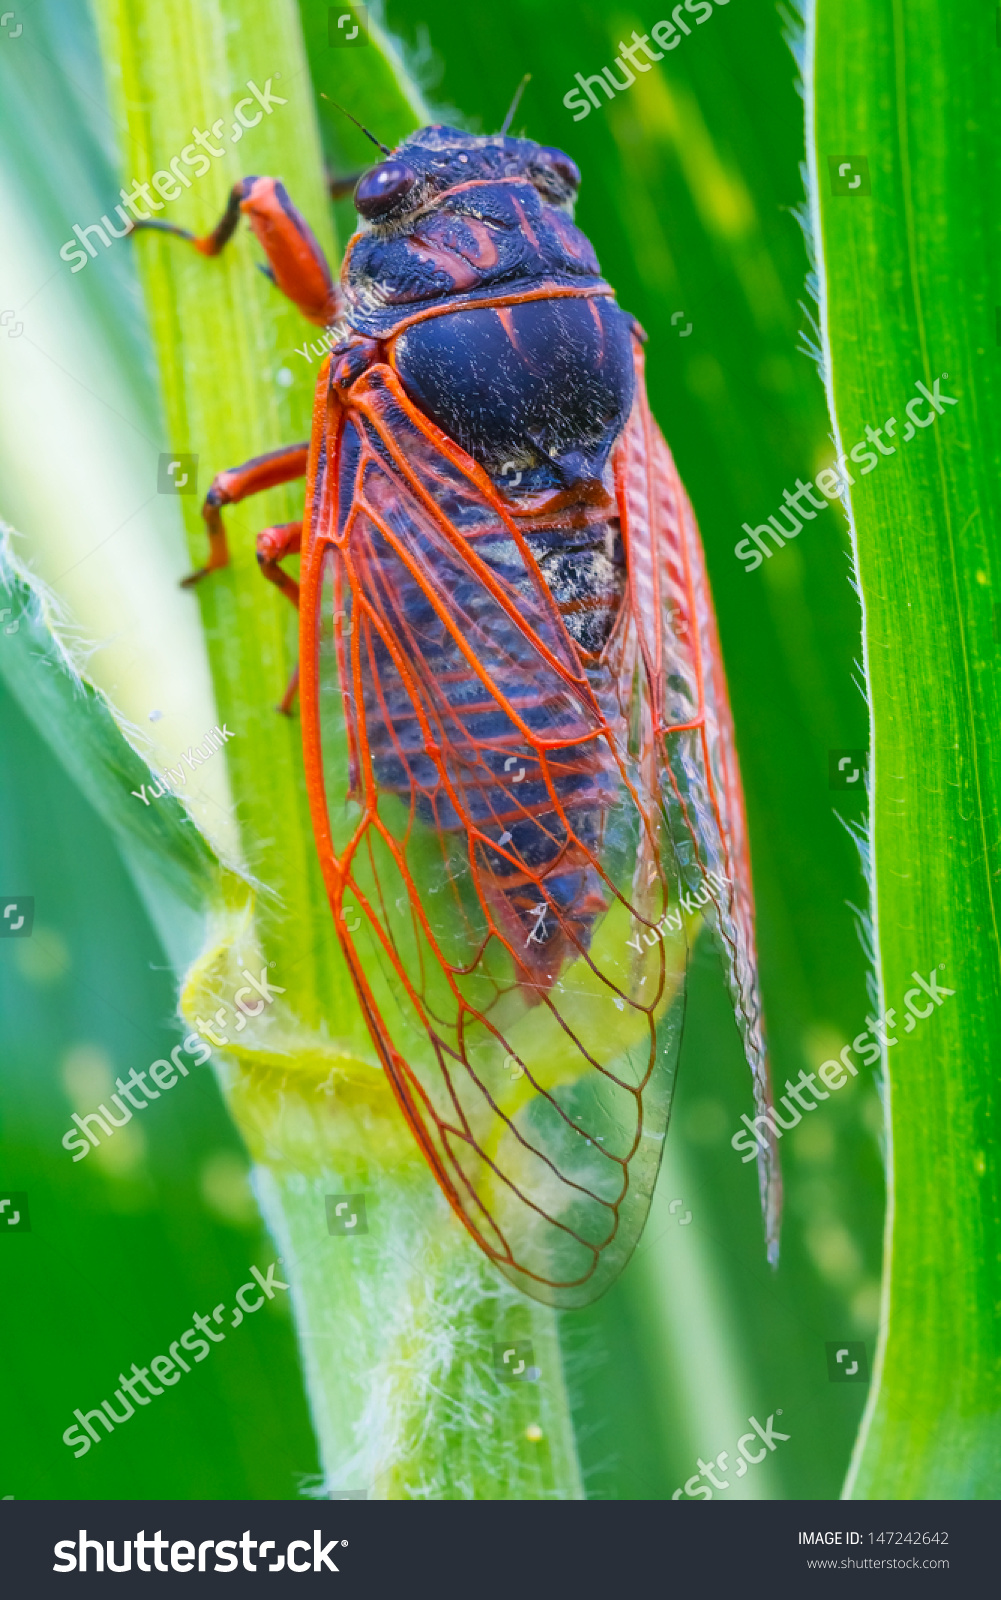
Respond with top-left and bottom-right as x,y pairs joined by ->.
320,94 -> 393,156
499,74 -> 531,136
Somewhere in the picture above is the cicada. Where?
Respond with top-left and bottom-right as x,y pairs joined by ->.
143,114 -> 780,1308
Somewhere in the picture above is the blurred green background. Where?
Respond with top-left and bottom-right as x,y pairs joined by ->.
0,0 -> 880,1498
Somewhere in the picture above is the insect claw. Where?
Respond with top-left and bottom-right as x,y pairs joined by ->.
180,566 -> 211,588
131,218 -> 198,243
276,663 -> 300,716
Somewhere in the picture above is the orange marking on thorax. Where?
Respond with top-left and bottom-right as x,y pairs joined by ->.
547,208 -> 594,267
495,307 -> 517,348
446,217 -> 500,270
508,194 -> 539,252
407,234 -> 480,292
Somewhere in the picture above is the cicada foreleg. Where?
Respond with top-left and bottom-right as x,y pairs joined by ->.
133,175 -> 342,327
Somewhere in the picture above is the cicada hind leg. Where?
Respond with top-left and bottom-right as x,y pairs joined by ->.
177,447 -> 308,714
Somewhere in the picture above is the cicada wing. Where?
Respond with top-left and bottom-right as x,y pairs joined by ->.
300,363 -> 688,1307
616,341 -> 782,1260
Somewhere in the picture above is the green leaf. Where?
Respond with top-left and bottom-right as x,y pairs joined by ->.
0,527 -> 237,971
804,0 -> 1001,1496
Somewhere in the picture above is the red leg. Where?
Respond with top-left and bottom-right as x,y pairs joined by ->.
185,442 -> 309,588
257,522 -> 302,716
257,520 -> 301,606
134,176 -> 342,327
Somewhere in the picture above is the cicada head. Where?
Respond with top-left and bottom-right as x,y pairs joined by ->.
350,125 -> 582,232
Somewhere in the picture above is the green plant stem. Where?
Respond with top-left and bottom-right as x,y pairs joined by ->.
806,0 -> 1001,1496
238,1068 -> 582,1498
93,0 -> 582,1499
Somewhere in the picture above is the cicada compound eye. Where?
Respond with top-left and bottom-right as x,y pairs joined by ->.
354,160 -> 418,220
536,146 -> 581,193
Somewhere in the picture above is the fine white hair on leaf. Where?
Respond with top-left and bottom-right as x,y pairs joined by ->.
784,0 -> 877,1000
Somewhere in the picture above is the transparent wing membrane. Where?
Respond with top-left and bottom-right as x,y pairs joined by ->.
303,366 -> 689,1307
617,347 -> 781,1261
